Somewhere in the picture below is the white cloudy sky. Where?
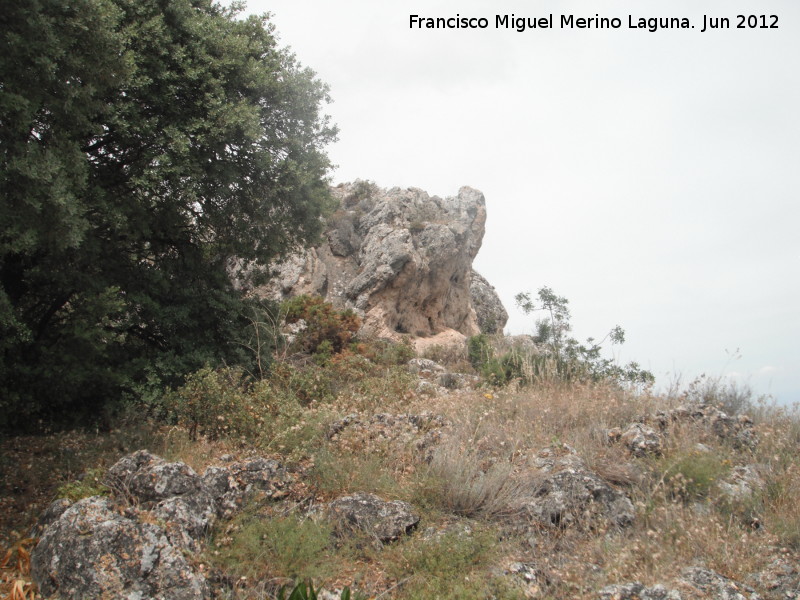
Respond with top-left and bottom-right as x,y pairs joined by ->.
242,0 -> 800,404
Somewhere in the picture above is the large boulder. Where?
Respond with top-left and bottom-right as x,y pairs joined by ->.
257,182 -> 505,342
31,451 -> 291,600
31,496 -> 208,600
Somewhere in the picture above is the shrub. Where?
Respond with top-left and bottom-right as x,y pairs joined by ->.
277,582 -> 358,600
160,367 -> 263,441
388,528 -> 516,600
417,441 -> 526,519
283,295 -> 361,356
515,286 -> 654,386
663,452 -> 730,501
467,335 -> 493,371
210,512 -> 334,582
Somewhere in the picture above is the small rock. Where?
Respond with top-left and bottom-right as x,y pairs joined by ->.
324,492 -> 419,543
718,465 -> 767,503
518,449 -> 635,530
619,423 -> 662,457
598,582 -> 681,600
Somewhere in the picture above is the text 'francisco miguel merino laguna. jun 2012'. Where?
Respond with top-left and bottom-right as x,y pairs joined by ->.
409,13 -> 780,33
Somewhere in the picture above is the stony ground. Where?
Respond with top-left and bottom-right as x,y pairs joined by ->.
3,352 -> 800,600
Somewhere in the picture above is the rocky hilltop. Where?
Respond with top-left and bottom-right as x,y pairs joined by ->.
257,181 -> 508,344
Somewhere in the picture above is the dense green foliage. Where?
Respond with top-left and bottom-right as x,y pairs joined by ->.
0,0 -> 337,427
282,295 -> 361,358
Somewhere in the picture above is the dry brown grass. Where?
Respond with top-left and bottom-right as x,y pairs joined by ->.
5,351 -> 800,600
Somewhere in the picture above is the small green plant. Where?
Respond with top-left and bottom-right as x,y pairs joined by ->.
467,334 -> 493,371
277,581 -> 358,600
55,468 -> 109,502
389,528 -> 512,599
210,512 -> 334,582
663,452 -> 730,501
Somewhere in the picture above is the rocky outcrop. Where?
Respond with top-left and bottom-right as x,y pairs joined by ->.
608,423 -> 663,457
599,567 -> 763,600
516,446 -> 635,530
32,496 -> 209,600
31,451 -> 291,600
470,270 -> 509,334
257,182 -> 507,342
654,403 -> 758,449
598,582 -> 681,600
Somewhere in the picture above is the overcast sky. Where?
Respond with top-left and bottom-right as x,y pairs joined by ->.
242,0 -> 800,404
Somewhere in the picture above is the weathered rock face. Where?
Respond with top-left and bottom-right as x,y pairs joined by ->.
470,270 -> 509,334
323,492 -> 420,543
258,182 -> 507,340
31,451 -> 291,600
517,446 -> 635,530
31,496 -> 209,600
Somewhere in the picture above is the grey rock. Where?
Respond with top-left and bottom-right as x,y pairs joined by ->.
437,371 -> 480,390
106,450 -> 206,503
655,404 -> 758,449
202,457 -> 290,519
470,270 -> 509,334
32,451 -> 292,599
619,423 -> 663,457
598,582 -> 682,599
256,183 -> 501,341
519,448 -> 635,529
31,496 -> 208,600
678,567 -> 762,600
31,498 -> 73,537
749,557 -> 800,599
152,491 -> 217,551
718,465 -> 767,503
407,358 -> 447,377
324,492 -> 420,543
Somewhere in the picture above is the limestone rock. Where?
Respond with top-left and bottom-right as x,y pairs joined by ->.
518,447 -> 635,529
598,582 -> 682,600
258,182 -> 505,341
32,451 -> 291,600
677,567 -> 762,599
323,492 -> 420,543
202,457 -> 290,518
749,557 -> 800,599
616,423 -> 663,457
655,404 -> 758,449
31,496 -> 208,600
718,464 -> 767,503
470,270 -> 509,334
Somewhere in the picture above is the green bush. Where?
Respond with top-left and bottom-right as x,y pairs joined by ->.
467,334 -> 493,371
390,528 -> 519,599
277,581 -> 358,600
283,295 -> 360,356
160,366 -> 263,441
